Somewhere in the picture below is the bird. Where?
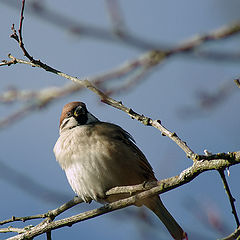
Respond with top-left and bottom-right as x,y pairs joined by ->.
53,101 -> 187,240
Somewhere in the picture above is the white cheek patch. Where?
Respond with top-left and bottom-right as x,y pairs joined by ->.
60,117 -> 78,133
60,119 -> 70,130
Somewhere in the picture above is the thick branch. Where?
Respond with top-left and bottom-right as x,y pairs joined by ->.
1,3 -> 240,239
5,151 -> 240,240
107,151 -> 240,196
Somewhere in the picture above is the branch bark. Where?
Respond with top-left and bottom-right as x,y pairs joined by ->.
3,151 -> 240,240
218,170 -> 240,227
221,226 -> 240,240
1,2 -> 240,240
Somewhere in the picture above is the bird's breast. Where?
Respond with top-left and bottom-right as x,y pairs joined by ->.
53,125 -> 149,202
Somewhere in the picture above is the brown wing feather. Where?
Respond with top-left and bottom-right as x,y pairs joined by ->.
92,122 -> 157,182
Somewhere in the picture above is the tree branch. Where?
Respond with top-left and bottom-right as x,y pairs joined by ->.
218,170 -> 240,227
46,231 -> 51,240
3,0 -> 240,55
105,0 -> 127,35
0,55 -> 195,159
0,197 -> 83,226
1,2 -> 240,240
3,151 -> 240,240
0,227 -> 26,234
2,0 -> 240,133
221,226 -> 240,240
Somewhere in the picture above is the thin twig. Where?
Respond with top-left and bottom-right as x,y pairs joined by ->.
0,58 -> 17,66
7,0 -> 240,76
1,2 -> 239,240
4,0 -> 240,55
0,197 -> 83,226
178,78 -> 237,119
2,0 -> 240,133
0,214 -> 47,226
18,0 -> 25,42
169,22 -> 240,55
47,196 -> 83,219
150,120 -> 197,160
0,83 -> 84,128
1,53 -> 196,159
104,65 -> 151,95
0,227 -> 26,234
10,52 -> 193,158
192,50 -> 240,62
218,169 -> 240,227
105,0 -> 126,35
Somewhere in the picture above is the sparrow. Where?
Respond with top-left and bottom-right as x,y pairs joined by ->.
53,102 -> 187,240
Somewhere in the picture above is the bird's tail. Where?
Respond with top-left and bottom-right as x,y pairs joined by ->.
144,196 -> 187,240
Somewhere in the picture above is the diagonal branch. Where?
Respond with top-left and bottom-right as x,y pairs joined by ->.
0,2 -> 239,240
0,197 -> 83,226
106,151 -> 240,196
2,0 -> 240,137
0,54 -> 196,159
3,0 -> 240,55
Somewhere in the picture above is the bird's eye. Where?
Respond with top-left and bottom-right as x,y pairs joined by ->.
67,111 -> 72,117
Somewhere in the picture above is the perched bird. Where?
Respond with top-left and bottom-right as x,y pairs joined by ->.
54,102 -> 187,240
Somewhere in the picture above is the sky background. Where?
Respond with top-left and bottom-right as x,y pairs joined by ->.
0,0 -> 240,239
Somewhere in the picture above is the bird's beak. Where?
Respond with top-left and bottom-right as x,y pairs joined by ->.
74,106 -> 85,117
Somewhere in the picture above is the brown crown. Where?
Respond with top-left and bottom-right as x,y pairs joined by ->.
59,102 -> 86,127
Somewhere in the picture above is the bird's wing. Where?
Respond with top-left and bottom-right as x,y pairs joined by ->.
92,122 -> 157,182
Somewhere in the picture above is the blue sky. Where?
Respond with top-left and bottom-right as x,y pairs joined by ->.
1,1 -> 240,239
